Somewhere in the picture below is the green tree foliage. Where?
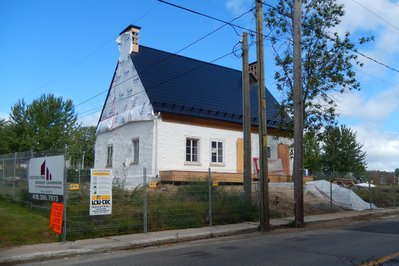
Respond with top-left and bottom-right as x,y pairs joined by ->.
322,125 -> 366,177
9,94 -> 78,152
395,168 -> 399,177
303,130 -> 322,175
0,119 -> 14,154
265,0 -> 371,131
68,126 -> 96,168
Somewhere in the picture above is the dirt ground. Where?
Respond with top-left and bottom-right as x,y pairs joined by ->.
159,182 -> 342,218
268,183 -> 342,217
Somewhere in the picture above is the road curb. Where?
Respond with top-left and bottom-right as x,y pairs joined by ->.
1,210 -> 397,265
0,226 -> 259,265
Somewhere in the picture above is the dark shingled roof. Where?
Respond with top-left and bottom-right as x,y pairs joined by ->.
131,45 -> 285,128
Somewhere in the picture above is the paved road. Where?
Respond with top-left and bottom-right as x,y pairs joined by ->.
27,215 -> 399,266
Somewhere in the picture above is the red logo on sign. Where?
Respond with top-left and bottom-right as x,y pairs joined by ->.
41,160 -> 52,181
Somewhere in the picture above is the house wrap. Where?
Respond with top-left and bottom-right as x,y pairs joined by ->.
95,25 -> 293,188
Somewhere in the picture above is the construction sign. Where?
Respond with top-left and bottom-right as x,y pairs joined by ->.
50,202 -> 64,235
28,155 -> 65,202
89,169 -> 113,216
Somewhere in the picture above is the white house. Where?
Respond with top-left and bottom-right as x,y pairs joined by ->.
94,25 -> 294,188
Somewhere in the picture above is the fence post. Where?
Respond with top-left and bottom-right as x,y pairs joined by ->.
62,155 -> 68,242
330,172 -> 334,209
143,168 -> 148,234
208,168 -> 212,227
393,176 -> 396,208
12,152 -> 17,200
2,159 -> 4,184
368,180 -> 372,210
29,150 -> 33,210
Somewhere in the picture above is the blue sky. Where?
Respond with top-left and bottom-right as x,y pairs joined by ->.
1,0 -> 399,171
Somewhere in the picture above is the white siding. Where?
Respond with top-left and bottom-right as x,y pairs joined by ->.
156,117 -> 292,173
94,120 -> 154,188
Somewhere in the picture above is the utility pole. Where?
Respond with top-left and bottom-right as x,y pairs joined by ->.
242,32 -> 252,202
255,0 -> 270,231
293,0 -> 304,227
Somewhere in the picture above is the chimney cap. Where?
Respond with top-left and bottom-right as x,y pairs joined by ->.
119,24 -> 141,35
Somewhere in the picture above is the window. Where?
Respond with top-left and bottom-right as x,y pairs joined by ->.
132,138 -> 139,164
186,138 -> 199,162
211,141 -> 223,163
106,145 -> 113,167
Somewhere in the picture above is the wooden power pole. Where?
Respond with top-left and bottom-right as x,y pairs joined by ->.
255,0 -> 270,231
293,0 -> 305,227
242,32 -> 252,202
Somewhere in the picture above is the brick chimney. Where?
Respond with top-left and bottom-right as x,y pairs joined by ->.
249,61 -> 257,80
119,24 -> 141,53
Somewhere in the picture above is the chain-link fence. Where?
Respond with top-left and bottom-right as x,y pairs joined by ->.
0,151 -> 260,241
65,168 -> 259,240
310,172 -> 399,210
0,150 -> 61,213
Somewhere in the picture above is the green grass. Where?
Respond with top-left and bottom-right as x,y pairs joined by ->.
0,198 -> 57,248
355,185 -> 399,208
0,182 -> 268,243
65,182 -> 263,241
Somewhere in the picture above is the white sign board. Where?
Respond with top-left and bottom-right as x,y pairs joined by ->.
90,169 -> 113,216
28,155 -> 65,202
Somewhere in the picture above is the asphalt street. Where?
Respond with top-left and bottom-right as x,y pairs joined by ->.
24,215 -> 399,266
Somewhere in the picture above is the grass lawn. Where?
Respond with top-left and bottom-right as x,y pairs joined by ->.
0,198 -> 58,248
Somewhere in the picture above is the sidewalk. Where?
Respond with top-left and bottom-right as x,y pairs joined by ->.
1,208 -> 398,265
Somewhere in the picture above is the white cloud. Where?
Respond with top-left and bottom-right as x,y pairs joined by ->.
77,112 -> 100,127
225,0 -> 252,16
336,0 -> 399,76
337,85 -> 399,123
351,124 -> 399,171
336,84 -> 399,171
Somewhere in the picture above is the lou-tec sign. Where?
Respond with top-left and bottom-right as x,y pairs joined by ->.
28,155 -> 64,202
89,169 -> 113,216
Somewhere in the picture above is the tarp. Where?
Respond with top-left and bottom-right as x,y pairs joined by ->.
305,180 -> 376,211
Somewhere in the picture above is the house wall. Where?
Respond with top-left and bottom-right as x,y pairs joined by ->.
94,120 -> 154,188
156,117 -> 293,174
97,33 -> 153,134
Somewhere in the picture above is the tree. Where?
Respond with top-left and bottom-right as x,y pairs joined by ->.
68,126 -> 96,168
322,125 -> 366,177
265,0 -> 371,131
303,129 -> 322,175
395,168 -> 399,177
0,119 -> 14,154
9,94 -> 78,152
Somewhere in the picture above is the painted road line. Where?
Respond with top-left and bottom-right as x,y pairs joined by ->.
360,251 -> 399,266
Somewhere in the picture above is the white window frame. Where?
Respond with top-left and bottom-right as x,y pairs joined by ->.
132,138 -> 139,164
106,144 -> 113,168
185,137 -> 200,164
210,140 -> 224,166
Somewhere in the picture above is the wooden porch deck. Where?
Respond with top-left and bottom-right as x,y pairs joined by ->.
159,170 -> 314,184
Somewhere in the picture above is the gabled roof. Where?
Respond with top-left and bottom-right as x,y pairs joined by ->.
131,46 -> 284,128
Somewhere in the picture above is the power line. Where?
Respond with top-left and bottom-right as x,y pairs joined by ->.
79,38 -> 261,122
353,49 -> 399,73
78,106 -> 103,117
263,1 -> 399,74
76,7 -> 255,110
390,0 -> 399,7
354,67 -> 395,87
351,0 -> 399,31
158,0 -> 265,37
96,43 -> 249,120
23,3 -> 160,100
